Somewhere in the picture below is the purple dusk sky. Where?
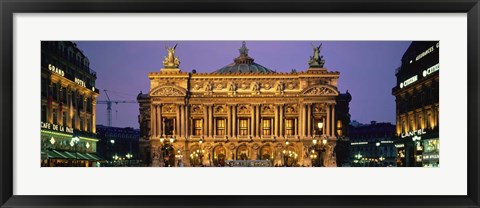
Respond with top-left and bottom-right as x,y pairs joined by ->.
75,41 -> 411,129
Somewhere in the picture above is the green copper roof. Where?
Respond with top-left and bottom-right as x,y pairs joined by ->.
212,42 -> 275,74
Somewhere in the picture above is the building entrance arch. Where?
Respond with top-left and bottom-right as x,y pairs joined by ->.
236,145 -> 249,160
161,144 -> 175,167
213,145 -> 227,166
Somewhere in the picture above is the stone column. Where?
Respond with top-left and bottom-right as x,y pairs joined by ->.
150,104 -> 156,138
331,104 -> 336,137
294,118 -> 298,136
279,104 -> 284,137
203,105 -> 208,136
256,105 -> 261,137
232,104 -> 237,137
209,105 -> 214,137
176,104 -> 181,136
322,117 -> 326,135
180,104 -> 185,137
274,105 -> 279,137
158,104 -> 162,137
251,105 -> 255,136
307,103 -> 311,137
298,104 -> 303,137
326,104 -> 330,136
185,104 -> 189,138
227,105 -> 232,137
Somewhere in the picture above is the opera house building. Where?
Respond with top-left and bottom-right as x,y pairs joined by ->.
137,42 -> 348,167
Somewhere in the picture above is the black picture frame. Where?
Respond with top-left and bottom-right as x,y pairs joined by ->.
1,0 -> 479,207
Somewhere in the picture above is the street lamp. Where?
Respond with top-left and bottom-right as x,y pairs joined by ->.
70,136 -> 80,167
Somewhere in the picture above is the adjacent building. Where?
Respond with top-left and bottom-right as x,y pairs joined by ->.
41,41 -> 102,167
392,41 -> 439,167
138,42 -> 348,167
96,125 -> 141,166
349,121 -> 396,167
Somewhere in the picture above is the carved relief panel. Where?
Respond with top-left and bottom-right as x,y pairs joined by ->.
162,104 -> 177,114
237,104 -> 251,115
214,104 -> 228,115
285,104 -> 298,115
261,104 -> 275,115
190,104 -> 204,115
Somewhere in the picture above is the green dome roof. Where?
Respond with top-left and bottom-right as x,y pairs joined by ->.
212,42 -> 275,74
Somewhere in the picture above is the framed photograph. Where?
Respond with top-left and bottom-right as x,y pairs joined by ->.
1,0 -> 479,207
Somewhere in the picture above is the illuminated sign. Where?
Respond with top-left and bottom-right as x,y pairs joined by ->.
423,154 -> 439,159
415,46 -> 435,61
395,144 -> 405,148
41,122 -> 74,134
75,78 -> 86,87
401,129 -> 427,138
400,75 -> 418,89
48,64 -> 64,76
423,63 -> 439,77
351,142 -> 368,145
380,141 -> 393,144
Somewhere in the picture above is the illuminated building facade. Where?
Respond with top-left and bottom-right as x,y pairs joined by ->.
349,121 -> 396,167
138,42 -> 346,167
41,41 -> 102,167
392,41 -> 439,167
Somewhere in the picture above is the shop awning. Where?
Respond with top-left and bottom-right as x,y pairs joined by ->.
46,150 -> 104,161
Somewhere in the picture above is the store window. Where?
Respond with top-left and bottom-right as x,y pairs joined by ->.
216,119 -> 225,136
239,119 -> 249,136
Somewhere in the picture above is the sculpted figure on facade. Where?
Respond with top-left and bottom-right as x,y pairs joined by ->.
163,44 -> 180,68
227,82 -> 237,96
308,43 -> 325,68
204,81 -> 213,95
275,81 -> 285,95
251,82 -> 260,95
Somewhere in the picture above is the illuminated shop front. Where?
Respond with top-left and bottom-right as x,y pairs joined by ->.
392,41 -> 439,167
41,41 -> 102,167
138,42 -> 351,167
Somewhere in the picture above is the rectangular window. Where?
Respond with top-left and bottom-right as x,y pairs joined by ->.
239,119 -> 249,136
87,118 -> 91,132
285,119 -> 294,136
262,119 -> 271,136
72,114 -> 76,129
193,119 -> 203,136
216,119 -> 225,136
41,105 -> 47,122
52,109 -> 57,124
80,117 -> 84,131
52,84 -> 58,101
62,88 -> 67,104
62,112 -> 67,127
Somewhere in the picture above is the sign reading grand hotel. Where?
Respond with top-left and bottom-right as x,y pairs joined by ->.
401,128 -> 427,138
48,64 -> 65,77
41,122 -> 74,134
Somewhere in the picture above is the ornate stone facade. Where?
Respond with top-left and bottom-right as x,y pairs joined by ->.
138,42 -> 343,167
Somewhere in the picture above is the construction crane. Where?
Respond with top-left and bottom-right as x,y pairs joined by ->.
97,89 -> 137,126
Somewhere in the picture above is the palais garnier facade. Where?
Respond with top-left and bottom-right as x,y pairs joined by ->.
137,42 -> 351,167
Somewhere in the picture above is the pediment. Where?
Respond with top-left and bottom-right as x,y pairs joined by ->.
150,85 -> 186,97
301,85 -> 338,96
